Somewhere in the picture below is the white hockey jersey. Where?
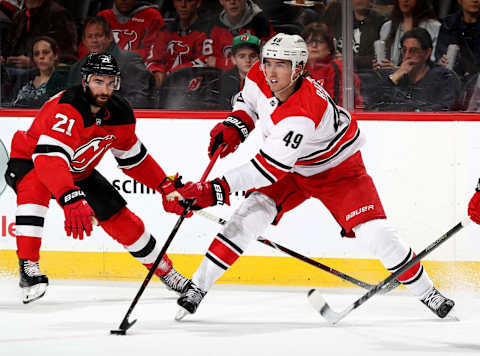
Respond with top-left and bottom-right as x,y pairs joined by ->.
223,62 -> 365,193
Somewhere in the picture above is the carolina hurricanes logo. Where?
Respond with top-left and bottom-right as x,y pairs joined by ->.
113,30 -> 138,51
71,135 -> 116,172
168,40 -> 190,68
187,77 -> 203,91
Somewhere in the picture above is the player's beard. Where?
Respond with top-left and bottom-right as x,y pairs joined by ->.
85,86 -> 112,108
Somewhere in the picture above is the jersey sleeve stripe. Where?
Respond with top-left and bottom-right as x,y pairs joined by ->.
111,140 -> 143,159
33,145 -> 72,165
259,150 -> 292,171
254,153 -> 289,181
35,134 -> 74,158
113,143 -> 148,169
250,158 -> 276,184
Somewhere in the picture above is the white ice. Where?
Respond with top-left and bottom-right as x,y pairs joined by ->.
0,278 -> 479,356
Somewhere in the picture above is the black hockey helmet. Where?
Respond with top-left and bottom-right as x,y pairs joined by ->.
81,53 -> 121,90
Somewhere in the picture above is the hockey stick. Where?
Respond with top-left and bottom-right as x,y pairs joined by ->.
0,139 -> 9,198
308,217 -> 471,325
196,210 -> 399,293
110,148 -> 223,335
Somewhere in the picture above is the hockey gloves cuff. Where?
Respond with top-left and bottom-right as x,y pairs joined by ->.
468,180 -> 480,225
209,116 -> 252,159
159,174 -> 192,217
180,178 -> 230,210
59,188 -> 94,240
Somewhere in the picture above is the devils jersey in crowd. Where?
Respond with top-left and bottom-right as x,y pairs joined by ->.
97,3 -> 165,70
209,1 -> 275,71
223,62 -> 364,193
10,86 -> 150,188
147,18 -> 212,74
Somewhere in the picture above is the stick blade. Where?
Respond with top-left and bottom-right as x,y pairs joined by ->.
110,318 -> 137,335
307,289 -> 342,325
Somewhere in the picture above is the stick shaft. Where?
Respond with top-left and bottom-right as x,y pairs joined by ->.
113,148 -> 222,332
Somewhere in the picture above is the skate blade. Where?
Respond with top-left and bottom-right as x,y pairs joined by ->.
22,283 -> 47,304
174,307 -> 190,321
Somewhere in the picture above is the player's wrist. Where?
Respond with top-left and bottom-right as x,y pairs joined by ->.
58,187 -> 87,207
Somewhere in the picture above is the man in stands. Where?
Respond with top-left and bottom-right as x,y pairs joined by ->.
97,0 -> 166,87
4,53 -> 189,304
207,0 -> 275,70
173,33 -> 455,321
147,0 -> 212,87
68,16 -> 155,108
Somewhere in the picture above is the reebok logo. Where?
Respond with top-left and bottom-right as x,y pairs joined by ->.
346,205 -> 374,221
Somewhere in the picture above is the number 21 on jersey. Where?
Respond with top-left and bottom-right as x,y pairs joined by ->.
52,113 -> 75,136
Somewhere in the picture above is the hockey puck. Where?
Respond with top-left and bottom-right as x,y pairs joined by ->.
110,329 -> 127,335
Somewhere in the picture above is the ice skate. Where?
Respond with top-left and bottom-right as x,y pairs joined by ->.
175,283 -> 207,321
159,266 -> 191,294
19,259 -> 49,304
420,286 -> 455,318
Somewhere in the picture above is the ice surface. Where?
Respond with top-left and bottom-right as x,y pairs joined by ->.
0,279 -> 479,356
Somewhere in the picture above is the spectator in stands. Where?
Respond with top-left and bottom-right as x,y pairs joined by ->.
207,0 -> 275,71
376,0 -> 440,69
94,0 -> 165,85
367,27 -> 459,111
147,0 -> 212,87
68,16 -> 154,108
330,0 -> 388,71
13,36 -> 68,108
435,0 -> 480,83
218,33 -> 260,109
3,0 -> 77,68
302,22 -> 363,109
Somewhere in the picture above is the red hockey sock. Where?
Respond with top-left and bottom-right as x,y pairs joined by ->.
16,236 -> 42,261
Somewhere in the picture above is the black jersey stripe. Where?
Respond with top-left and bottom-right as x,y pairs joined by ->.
206,252 -> 228,270
251,158 -> 276,184
387,248 -> 413,272
217,233 -> 243,255
298,124 -> 349,161
301,129 -> 360,167
259,150 -> 292,171
115,143 -> 147,168
15,216 -> 45,227
129,235 -> 156,258
34,144 -> 71,162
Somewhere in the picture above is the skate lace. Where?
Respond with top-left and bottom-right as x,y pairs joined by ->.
185,286 -> 205,304
422,288 -> 445,310
23,260 -> 42,277
163,269 -> 189,290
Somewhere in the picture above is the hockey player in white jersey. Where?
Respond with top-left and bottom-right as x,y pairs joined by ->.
175,33 -> 454,320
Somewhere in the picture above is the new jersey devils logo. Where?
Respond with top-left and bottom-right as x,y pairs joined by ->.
113,30 -> 138,51
168,40 -> 190,68
187,77 -> 203,91
71,135 -> 116,172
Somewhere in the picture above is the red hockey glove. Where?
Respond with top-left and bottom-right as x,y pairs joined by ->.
159,174 -> 192,217
468,181 -> 480,224
209,116 -> 252,159
59,188 -> 94,240
180,178 -> 230,210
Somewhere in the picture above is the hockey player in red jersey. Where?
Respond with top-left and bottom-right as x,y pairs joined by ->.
147,0 -> 212,86
468,180 -> 480,224
4,53 -> 189,303
175,33 -> 455,320
97,0 -> 165,85
207,0 -> 275,71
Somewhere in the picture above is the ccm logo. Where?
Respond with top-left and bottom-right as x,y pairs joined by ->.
346,205 -> 374,221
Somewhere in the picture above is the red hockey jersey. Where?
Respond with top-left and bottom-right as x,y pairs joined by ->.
148,18 -> 212,74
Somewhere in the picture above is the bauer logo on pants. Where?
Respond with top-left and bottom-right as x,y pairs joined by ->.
345,205 -> 374,221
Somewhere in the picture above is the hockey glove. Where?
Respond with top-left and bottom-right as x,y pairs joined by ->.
159,174 -> 192,217
209,116 -> 252,158
180,178 -> 230,210
59,188 -> 94,240
468,180 -> 480,224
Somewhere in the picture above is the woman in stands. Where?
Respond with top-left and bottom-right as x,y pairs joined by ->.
302,22 -> 363,109
13,36 -> 68,108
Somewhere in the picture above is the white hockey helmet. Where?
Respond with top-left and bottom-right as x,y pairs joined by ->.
261,33 -> 309,75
